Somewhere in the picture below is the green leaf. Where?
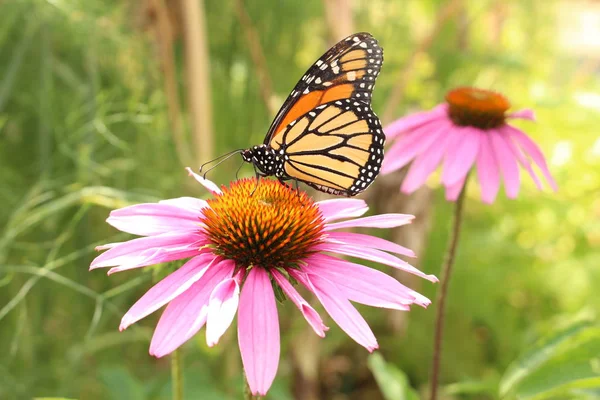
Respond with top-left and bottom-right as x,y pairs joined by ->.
500,318 -> 600,399
368,353 -> 420,400
444,377 -> 499,397
98,366 -> 146,400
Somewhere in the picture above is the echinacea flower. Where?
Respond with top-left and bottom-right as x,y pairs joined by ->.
90,169 -> 436,396
382,87 -> 557,203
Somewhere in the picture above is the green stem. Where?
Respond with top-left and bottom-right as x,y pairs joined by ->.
171,349 -> 183,400
429,183 -> 468,400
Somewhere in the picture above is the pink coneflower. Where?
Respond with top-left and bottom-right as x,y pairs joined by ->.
90,169 -> 435,396
382,87 -> 557,203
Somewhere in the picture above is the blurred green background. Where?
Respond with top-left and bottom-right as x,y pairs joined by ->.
1,0 -> 599,399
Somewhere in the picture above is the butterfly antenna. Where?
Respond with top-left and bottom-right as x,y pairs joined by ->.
199,149 -> 244,179
199,149 -> 244,174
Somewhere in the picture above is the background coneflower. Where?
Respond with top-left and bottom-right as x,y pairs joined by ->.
381,87 -> 558,400
382,87 -> 557,203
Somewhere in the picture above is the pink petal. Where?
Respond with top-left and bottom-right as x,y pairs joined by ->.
499,127 -> 544,190
185,167 -> 223,195
206,273 -> 241,347
441,127 -> 481,186
316,199 -> 368,222
149,259 -> 235,357
383,104 -> 447,139
292,271 -> 378,352
90,231 -> 207,273
238,268 -> 280,396
315,242 -> 438,282
325,231 -> 415,258
381,119 -> 450,174
502,125 -> 558,191
476,131 -> 501,204
445,176 -> 466,201
120,254 -> 218,330
325,214 -> 413,231
489,130 -> 520,198
304,254 -> 431,308
400,123 -> 455,193
271,270 -> 328,337
508,109 -> 536,121
159,197 -> 208,213
107,203 -> 202,236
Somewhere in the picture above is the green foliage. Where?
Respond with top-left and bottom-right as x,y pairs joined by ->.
500,317 -> 600,400
368,353 -> 420,400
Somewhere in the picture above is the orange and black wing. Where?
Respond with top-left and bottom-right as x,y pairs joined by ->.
272,99 -> 385,196
264,32 -> 383,147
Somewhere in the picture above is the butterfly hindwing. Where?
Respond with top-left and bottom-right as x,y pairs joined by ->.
271,99 -> 385,196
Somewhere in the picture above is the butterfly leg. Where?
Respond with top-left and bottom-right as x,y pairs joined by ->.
293,178 -> 301,199
250,165 -> 261,197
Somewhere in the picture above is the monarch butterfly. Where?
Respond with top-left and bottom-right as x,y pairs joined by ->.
207,32 -> 385,196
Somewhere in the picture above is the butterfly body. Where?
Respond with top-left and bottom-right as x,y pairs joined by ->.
242,32 -> 385,197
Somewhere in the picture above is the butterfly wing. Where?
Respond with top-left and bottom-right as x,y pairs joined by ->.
271,99 -> 385,196
265,32 -> 383,146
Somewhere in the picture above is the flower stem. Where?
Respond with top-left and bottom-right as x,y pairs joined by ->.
429,184 -> 467,400
171,349 -> 183,400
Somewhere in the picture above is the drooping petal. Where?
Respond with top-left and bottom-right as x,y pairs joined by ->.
400,123 -> 455,193
149,260 -> 235,357
159,197 -> 209,213
489,130 -> 520,198
383,104 -> 447,139
90,231 -> 207,273
325,214 -> 413,231
120,253 -> 218,330
476,131 -> 501,204
445,176 -> 466,201
442,127 -> 481,186
324,231 -> 415,258
271,270 -> 328,337
502,125 -> 558,191
499,127 -> 544,190
185,167 -> 223,195
292,271 -> 378,352
206,273 -> 241,347
508,109 -> 536,121
107,203 -> 202,236
304,254 -> 431,308
315,242 -> 438,282
238,268 -> 280,396
316,199 -> 368,222
381,119 -> 449,174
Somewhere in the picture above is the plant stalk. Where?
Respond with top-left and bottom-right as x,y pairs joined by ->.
429,184 -> 468,400
171,348 -> 183,400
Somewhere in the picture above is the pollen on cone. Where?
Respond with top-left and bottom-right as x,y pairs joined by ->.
200,179 -> 325,269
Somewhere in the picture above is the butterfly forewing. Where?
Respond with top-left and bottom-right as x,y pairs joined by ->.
265,32 -> 383,144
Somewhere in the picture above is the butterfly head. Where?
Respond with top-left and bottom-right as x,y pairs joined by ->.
241,148 -> 255,163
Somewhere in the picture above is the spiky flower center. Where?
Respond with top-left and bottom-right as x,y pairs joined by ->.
200,179 -> 325,270
445,87 -> 510,130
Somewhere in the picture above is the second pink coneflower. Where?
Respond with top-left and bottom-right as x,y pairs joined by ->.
382,87 -> 557,203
